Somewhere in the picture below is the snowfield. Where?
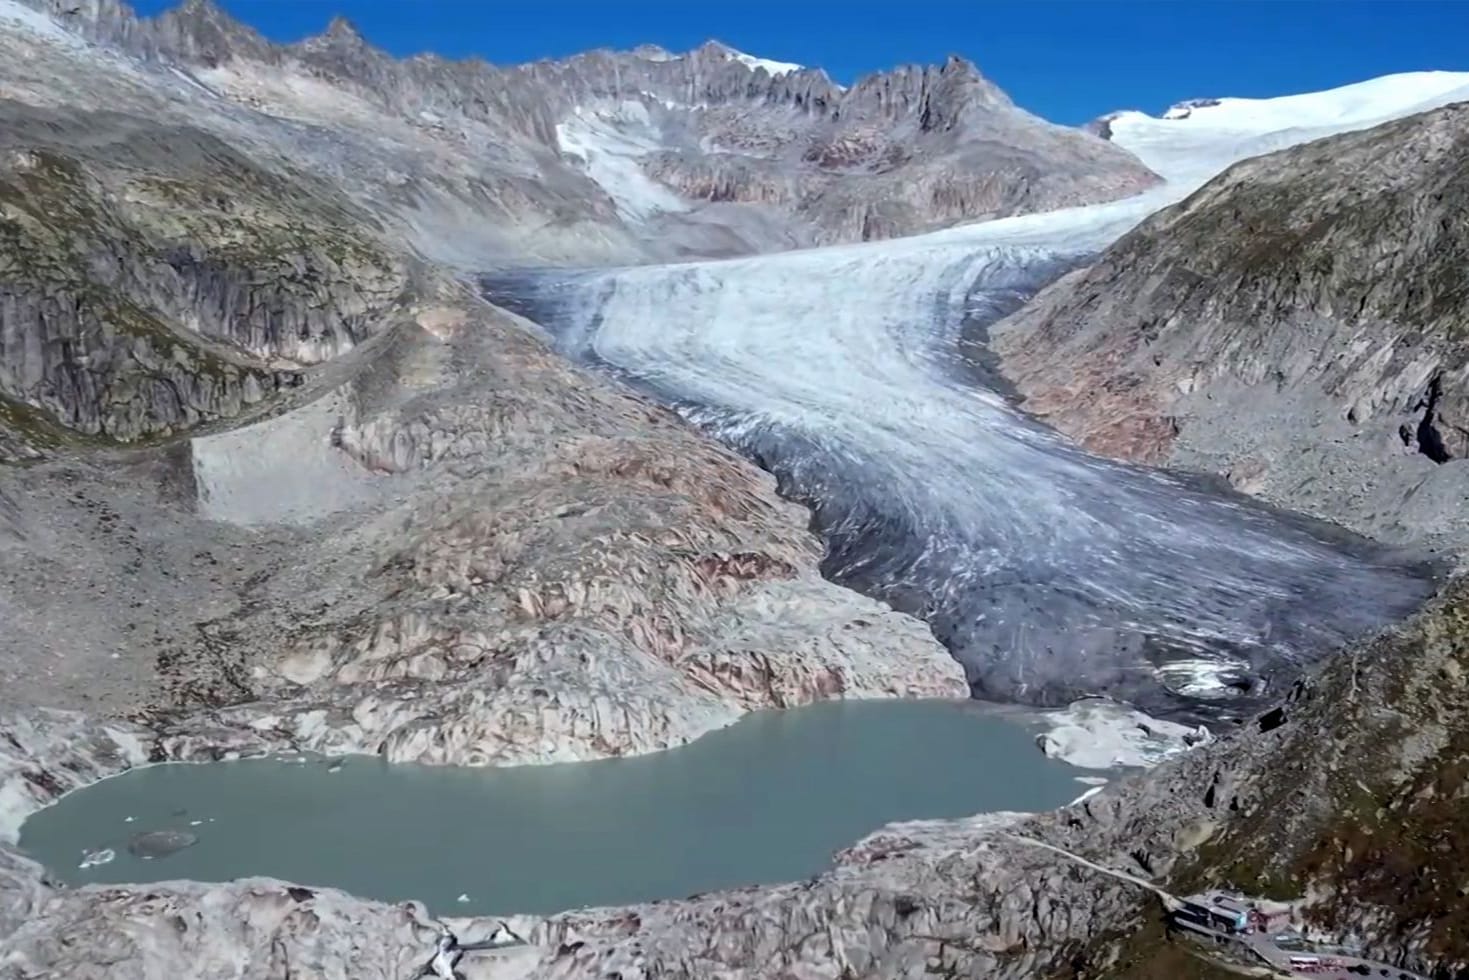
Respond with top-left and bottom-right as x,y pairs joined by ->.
555,101 -> 690,220
724,48 -> 804,77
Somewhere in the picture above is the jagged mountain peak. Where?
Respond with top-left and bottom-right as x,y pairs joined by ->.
940,53 -> 980,76
294,11 -> 379,62
840,52 -> 1013,129
631,42 -> 675,62
174,0 -> 224,16
0,0 -> 1160,257
693,38 -> 733,56
320,14 -> 364,44
150,0 -> 273,66
691,37 -> 806,77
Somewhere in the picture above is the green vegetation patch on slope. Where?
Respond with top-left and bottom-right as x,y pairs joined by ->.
0,102 -> 412,450
1127,581 -> 1469,976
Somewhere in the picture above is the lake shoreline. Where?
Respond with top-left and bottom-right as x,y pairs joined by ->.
20,699 -> 1110,917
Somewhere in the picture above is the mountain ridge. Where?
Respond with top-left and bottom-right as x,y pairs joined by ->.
8,0 -> 1160,261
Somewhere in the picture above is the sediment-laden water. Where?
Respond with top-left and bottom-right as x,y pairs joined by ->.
22,700 -> 1098,915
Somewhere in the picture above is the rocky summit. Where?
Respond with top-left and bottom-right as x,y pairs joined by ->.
1,2 -> 1468,979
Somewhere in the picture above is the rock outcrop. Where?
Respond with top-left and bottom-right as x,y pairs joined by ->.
994,102 -> 1469,548
0,100 -> 409,449
0,287 -> 963,754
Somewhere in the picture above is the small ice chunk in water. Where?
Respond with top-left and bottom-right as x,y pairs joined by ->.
456,894 -> 470,904
78,848 -> 115,869
128,829 -> 199,859
326,761 -> 343,773
123,816 -> 134,823
189,819 -> 203,826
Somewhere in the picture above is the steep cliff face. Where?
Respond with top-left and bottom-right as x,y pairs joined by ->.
0,100 -> 409,450
1072,580 -> 1469,979
995,102 -> 1469,547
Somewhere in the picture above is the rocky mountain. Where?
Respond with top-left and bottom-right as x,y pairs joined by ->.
0,100 -> 412,452
0,0 -> 1160,452
994,101 -> 1469,550
0,56 -> 967,980
0,4 -> 977,975
0,0 -> 977,769
13,0 -> 1157,261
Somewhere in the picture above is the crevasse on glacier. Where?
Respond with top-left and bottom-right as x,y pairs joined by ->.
487,73 -> 1469,720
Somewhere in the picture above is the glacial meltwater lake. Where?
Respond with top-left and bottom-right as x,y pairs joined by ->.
21,699 -> 1103,915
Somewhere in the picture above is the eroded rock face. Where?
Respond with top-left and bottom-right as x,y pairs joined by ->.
0,102 -> 409,449
1,295 -> 963,764
994,103 -> 1469,548
0,2 -> 966,776
631,55 -> 1160,244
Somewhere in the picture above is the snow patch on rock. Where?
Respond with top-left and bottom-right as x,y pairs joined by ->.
555,101 -> 689,220
725,48 -> 803,78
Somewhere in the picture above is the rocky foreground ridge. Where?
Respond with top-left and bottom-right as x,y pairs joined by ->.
7,580 -> 1467,978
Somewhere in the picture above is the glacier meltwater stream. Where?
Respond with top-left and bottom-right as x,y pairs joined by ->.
487,79 -> 1469,721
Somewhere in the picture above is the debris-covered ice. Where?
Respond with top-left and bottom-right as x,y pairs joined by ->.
1036,699 -> 1211,770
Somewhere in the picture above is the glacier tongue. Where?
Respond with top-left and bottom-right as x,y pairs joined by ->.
487,72 -> 1469,718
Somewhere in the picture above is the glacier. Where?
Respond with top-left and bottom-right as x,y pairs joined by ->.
487,72 -> 1469,720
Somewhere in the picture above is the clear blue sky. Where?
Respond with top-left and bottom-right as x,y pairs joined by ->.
131,0 -> 1469,125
